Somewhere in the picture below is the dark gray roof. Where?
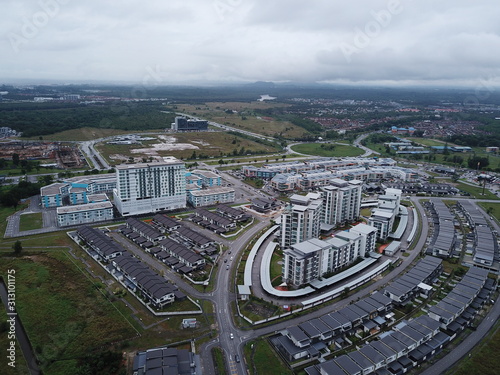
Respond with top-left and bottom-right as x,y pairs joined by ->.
152,214 -> 181,230
319,360 -> 348,375
176,226 -> 213,246
335,354 -> 362,375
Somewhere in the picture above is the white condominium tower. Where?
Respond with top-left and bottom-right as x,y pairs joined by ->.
280,192 -> 323,248
321,179 -> 363,227
113,157 -> 186,216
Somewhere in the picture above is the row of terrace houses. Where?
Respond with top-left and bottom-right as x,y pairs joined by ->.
271,255 -> 445,369
112,253 -> 185,307
383,256 -> 443,305
76,226 -> 185,307
428,267 -> 491,330
76,226 -> 123,261
151,214 -> 217,254
121,215 -> 207,272
458,200 -> 499,268
192,208 -> 237,232
306,315 -> 444,375
271,291 -> 393,363
156,238 -> 206,273
426,199 -> 456,258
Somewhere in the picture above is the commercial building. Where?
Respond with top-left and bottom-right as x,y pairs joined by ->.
171,116 -> 208,132
113,158 -> 186,216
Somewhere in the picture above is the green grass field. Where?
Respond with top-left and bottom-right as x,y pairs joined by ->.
244,338 -> 292,375
0,251 -> 137,375
447,323 -> 500,375
291,143 -> 364,157
19,213 -> 43,231
477,202 -> 500,221
455,182 -> 499,200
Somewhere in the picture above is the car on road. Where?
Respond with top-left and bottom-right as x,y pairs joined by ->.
235,354 -> 240,363
226,265 -> 229,270
224,259 -> 227,263
230,333 -> 234,339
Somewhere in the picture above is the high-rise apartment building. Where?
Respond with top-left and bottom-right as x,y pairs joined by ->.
280,192 -> 323,248
321,179 -> 363,226
282,223 -> 377,287
280,180 -> 363,248
368,188 -> 402,240
113,157 -> 186,216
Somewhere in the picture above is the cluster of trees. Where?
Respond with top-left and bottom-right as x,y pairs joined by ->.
0,181 -> 43,208
0,102 -> 175,137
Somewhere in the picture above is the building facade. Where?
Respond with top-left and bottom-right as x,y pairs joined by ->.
57,201 -> 114,227
282,223 -> 375,287
321,179 -> 363,226
113,158 -> 186,216
280,192 -> 323,248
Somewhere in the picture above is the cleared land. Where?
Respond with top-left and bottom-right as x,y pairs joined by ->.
291,143 -> 364,157
96,131 -> 281,164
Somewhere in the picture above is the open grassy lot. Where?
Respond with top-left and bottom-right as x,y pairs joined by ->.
0,251 -> 137,375
270,249 -> 283,287
291,143 -> 364,157
455,182 -> 499,200
176,102 -> 306,139
447,322 -> 500,375
477,202 -> 500,220
410,137 -> 453,147
96,131 -> 280,165
244,338 -> 292,375
19,212 -> 43,231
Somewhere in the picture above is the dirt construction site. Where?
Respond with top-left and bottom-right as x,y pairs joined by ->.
0,140 -> 87,168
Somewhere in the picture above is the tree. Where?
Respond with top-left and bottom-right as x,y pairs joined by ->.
12,153 -> 20,166
13,240 -> 22,255
341,286 -> 350,299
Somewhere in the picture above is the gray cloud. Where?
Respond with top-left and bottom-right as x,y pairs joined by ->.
0,0 -> 499,86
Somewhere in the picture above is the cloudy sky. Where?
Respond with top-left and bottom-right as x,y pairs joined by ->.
1,0 -> 499,87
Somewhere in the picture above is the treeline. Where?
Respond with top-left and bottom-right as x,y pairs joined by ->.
447,134 -> 500,148
0,181 -> 45,208
0,102 -> 175,137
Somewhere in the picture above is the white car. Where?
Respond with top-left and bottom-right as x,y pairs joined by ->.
230,333 -> 234,339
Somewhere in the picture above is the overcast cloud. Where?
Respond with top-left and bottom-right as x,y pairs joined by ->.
1,0 -> 499,87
